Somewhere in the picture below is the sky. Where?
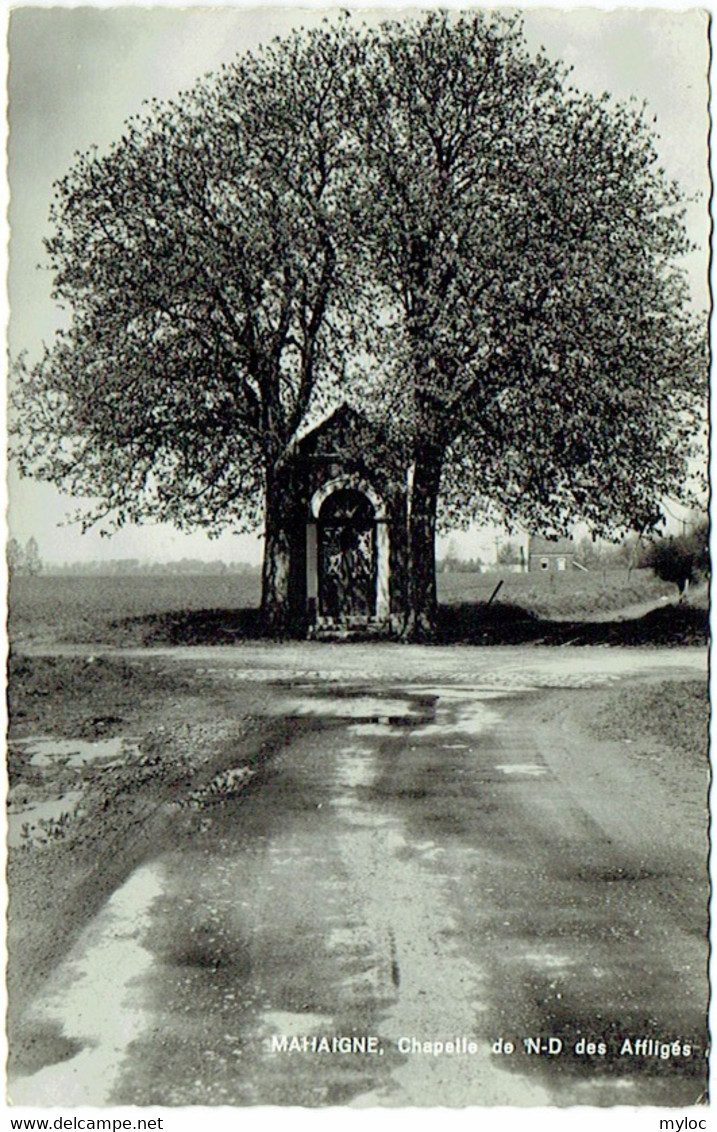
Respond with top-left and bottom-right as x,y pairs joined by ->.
5,4 -> 711,564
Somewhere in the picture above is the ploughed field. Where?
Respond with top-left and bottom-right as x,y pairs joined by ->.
8,568 -> 684,650
8,572 -> 261,646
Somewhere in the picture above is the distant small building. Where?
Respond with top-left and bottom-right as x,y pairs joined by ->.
528,536 -> 576,573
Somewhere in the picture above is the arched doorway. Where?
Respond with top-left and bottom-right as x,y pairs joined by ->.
318,488 -> 377,620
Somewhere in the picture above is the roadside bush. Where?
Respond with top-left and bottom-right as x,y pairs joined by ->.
643,522 -> 710,596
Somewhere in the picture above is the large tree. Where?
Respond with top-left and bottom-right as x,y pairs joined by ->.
10,21 -> 359,630
351,11 -> 706,637
11,13 -> 706,640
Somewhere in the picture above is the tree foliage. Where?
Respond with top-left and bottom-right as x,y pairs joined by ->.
496,540 -> 523,566
11,21 -> 359,603
355,12 -> 704,511
7,536 -> 43,576
340,10 -> 706,634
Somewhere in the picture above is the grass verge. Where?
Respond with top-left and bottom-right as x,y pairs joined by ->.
587,678 -> 709,769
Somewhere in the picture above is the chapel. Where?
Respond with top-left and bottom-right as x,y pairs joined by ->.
287,405 -> 410,636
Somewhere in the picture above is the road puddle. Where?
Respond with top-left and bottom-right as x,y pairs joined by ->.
7,792 -> 83,848
8,733 -> 142,851
9,862 -> 164,1106
411,700 -> 500,738
495,764 -> 548,777
519,949 -> 576,970
269,695 -> 426,719
16,736 -> 139,768
252,685 -> 524,747
8,734 -> 140,849
334,746 -> 375,789
415,686 -> 515,700
349,721 -> 396,736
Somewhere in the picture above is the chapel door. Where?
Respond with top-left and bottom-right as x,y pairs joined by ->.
318,489 -> 377,620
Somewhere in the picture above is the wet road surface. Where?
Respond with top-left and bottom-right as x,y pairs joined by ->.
9,650 -> 709,1108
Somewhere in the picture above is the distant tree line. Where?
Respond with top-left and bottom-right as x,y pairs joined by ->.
575,536 -> 642,571
16,556 -> 260,577
436,555 -> 484,574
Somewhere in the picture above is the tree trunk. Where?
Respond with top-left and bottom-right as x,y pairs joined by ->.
403,444 -> 443,642
260,468 -> 293,636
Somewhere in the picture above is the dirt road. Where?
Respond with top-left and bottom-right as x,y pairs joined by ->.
8,647 -> 708,1107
